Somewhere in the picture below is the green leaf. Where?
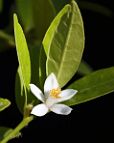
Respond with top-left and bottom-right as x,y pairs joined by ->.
65,67 -> 114,106
43,0 -> 85,87
15,44 -> 41,113
0,127 -> 13,140
32,0 -> 56,40
14,14 -> 31,110
15,68 -> 26,113
14,14 -> 31,89
0,98 -> 11,112
78,60 -> 93,75
16,0 -> 34,32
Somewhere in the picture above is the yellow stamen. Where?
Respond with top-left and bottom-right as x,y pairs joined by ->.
50,88 -> 61,98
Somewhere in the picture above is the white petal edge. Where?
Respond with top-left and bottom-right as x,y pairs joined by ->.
31,104 -> 48,117
29,84 -> 45,102
50,104 -> 73,115
59,89 -> 78,101
48,89 -> 78,105
44,73 -> 59,96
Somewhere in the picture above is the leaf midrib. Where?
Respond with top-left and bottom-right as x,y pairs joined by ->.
57,6 -> 73,81
16,22 -> 27,89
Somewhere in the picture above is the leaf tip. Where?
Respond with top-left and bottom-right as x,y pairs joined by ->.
13,13 -> 18,24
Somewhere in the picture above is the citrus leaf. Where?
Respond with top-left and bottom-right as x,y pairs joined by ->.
14,14 -> 31,89
0,98 -> 11,112
65,67 -> 114,106
43,0 -> 85,87
15,44 -> 41,113
14,14 -> 31,110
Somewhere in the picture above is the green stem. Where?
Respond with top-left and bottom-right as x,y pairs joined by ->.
1,116 -> 34,143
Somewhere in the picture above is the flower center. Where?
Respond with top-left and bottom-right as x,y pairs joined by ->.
50,88 -> 61,98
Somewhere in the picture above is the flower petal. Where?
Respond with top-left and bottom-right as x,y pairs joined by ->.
50,104 -> 73,115
29,84 -> 45,102
46,89 -> 78,107
44,73 -> 59,96
46,89 -> 77,106
59,89 -> 78,102
31,104 -> 48,116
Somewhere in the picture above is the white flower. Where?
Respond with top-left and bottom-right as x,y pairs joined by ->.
29,73 -> 78,116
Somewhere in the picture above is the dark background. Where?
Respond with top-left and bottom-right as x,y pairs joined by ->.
0,0 -> 114,142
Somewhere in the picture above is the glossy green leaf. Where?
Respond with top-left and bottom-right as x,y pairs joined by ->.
14,14 -> 31,89
0,127 -> 13,140
78,60 -> 93,75
43,0 -> 84,87
16,0 -> 34,32
32,0 -> 56,40
0,98 -> 11,112
14,14 -> 31,111
65,67 -> 114,106
15,44 -> 41,113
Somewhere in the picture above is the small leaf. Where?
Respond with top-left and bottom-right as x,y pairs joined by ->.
16,0 -> 34,31
43,0 -> 85,87
0,127 -> 13,140
0,98 -> 11,112
65,67 -> 114,106
14,14 -> 31,89
14,14 -> 31,109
